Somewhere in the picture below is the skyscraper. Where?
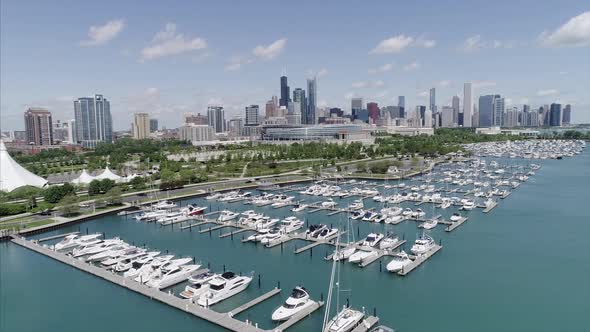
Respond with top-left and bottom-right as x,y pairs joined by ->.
397,96 -> 405,118
441,106 -> 454,128
351,98 -> 363,112
74,94 -> 113,148
207,105 -> 225,133
149,118 -> 158,132
293,88 -> 306,123
493,97 -> 505,126
562,104 -> 571,125
463,83 -> 473,127
280,75 -> 290,107
265,97 -> 278,118
133,112 -> 150,139
452,96 -> 460,127
24,108 -> 53,145
429,88 -> 436,112
478,95 -> 496,127
306,77 -> 317,124
367,102 -> 380,123
245,105 -> 260,125
550,103 -> 562,127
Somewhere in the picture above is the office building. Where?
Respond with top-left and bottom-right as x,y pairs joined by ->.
493,96 -> 505,126
150,119 -> 158,132
429,88 -> 436,112
24,108 -> 53,145
245,105 -> 260,125
452,96 -> 460,127
478,95 -> 497,127
207,106 -> 225,133
306,77 -> 317,124
184,113 -> 208,125
562,104 -> 571,125
133,112 -> 150,139
367,102 -> 380,123
74,94 -> 112,148
398,96 -> 405,114
228,118 -> 244,137
179,124 -> 215,143
441,106 -> 454,127
549,103 -> 562,127
463,82 -> 473,127
280,75 -> 290,107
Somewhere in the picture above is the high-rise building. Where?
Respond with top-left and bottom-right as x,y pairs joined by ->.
562,104 -> 571,125
280,75 -> 290,107
207,106 -> 225,133
441,106 -> 454,128
351,98 -> 363,112
549,103 -> 562,127
305,77 -> 317,124
74,94 -> 112,148
293,88 -> 306,123
398,96 -> 405,111
429,88 -> 436,112
245,105 -> 260,125
24,108 -> 53,145
367,102 -> 380,123
463,83 -> 473,127
228,118 -> 244,137
478,95 -> 496,127
133,113 -> 150,139
179,124 -> 215,142
184,113 -> 208,125
493,97 -> 505,126
66,119 -> 76,144
265,97 -> 279,118
150,118 -> 158,132
452,96 -> 460,127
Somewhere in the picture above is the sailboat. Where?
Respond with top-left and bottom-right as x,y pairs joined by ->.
332,213 -> 356,261
323,228 -> 365,332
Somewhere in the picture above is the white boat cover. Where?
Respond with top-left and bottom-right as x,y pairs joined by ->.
0,140 -> 48,192
94,166 -> 122,182
71,169 -> 96,185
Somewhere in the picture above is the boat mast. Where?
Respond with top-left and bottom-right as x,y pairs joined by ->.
322,229 -> 340,330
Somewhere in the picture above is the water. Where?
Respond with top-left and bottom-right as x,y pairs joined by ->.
2,149 -> 589,332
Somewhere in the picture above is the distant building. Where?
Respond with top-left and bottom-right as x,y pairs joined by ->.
150,118 -> 158,132
562,104 -> 571,125
452,96 -> 460,127
367,102 -> 379,123
280,75 -> 290,107
478,95 -> 496,127
441,106 -> 454,128
24,107 -> 53,145
179,124 -> 215,143
245,105 -> 260,125
74,94 -> 113,148
133,112 -> 150,139
398,96 -> 405,115
549,103 -> 562,127
262,124 -> 363,141
429,88 -> 436,112
184,113 -> 208,125
227,118 -> 244,137
305,78 -> 317,124
52,120 -> 71,143
493,96 -> 505,126
463,82 -> 473,127
207,106 -> 225,133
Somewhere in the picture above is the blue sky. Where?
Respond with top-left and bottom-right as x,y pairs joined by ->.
1,0 -> 589,130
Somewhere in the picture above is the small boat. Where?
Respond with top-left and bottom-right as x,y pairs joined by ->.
146,264 -> 201,289
420,219 -> 438,230
332,245 -> 356,261
410,233 -> 435,255
450,213 -> 462,222
361,212 -> 378,222
386,251 -> 412,272
411,208 -> 426,218
323,306 -> 365,332
461,200 -> 476,210
183,204 -> 207,216
218,210 -> 239,222
321,199 -> 337,208
440,199 -> 451,209
205,193 -> 221,200
350,210 -> 366,220
348,250 -> 378,263
280,217 -> 304,233
291,204 -> 308,212
401,208 -> 413,217
359,233 -> 384,247
53,233 -> 100,251
348,200 -> 364,210
272,286 -> 317,321
384,215 -> 403,224
316,227 -> 338,240
378,233 -> 400,250
152,200 -> 176,210
197,272 -> 253,306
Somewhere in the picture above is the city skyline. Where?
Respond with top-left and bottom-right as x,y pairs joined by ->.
1,1 -> 589,130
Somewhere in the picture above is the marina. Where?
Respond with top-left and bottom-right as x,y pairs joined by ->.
2,140 -> 588,332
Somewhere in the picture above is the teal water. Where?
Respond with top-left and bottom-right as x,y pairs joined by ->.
1,150 -> 589,332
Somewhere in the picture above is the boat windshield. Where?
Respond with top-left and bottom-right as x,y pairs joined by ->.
291,287 -> 307,298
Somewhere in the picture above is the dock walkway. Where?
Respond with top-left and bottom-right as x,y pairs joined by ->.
398,244 -> 442,276
228,287 -> 281,317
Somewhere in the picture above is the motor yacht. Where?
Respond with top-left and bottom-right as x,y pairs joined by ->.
361,211 -> 378,222
150,254 -> 174,268
85,244 -> 129,262
411,209 -> 426,218
380,206 -> 402,216
401,208 -> 413,217
350,210 -> 366,220
205,193 -> 221,200
146,264 -> 201,289
359,233 -> 384,247
280,217 -> 304,233
315,227 -> 338,240
272,286 -> 317,321
323,306 -> 365,332
188,271 -> 216,285
348,200 -> 364,210
246,229 -> 270,242
53,233 -> 100,251
152,200 -> 177,210
386,251 -> 412,272
461,200 -> 476,210
197,272 -> 253,307
440,199 -> 451,209
183,204 -> 207,216
306,224 -> 326,237
291,204 -> 308,212
157,211 -> 189,225
260,227 -> 286,245
378,233 -> 400,250
384,215 -> 404,224
218,210 -> 239,222
135,209 -> 167,222
321,199 -> 337,208
115,251 -> 159,273
162,257 -> 193,273
410,233 -> 435,255
450,213 -> 462,222
420,218 -> 438,230
71,239 -> 122,258
348,249 -> 378,263
332,245 -> 356,261
101,247 -> 146,267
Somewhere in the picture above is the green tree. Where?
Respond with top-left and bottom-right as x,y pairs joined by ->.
129,176 -> 146,190
59,195 -> 80,217
105,187 -> 123,205
43,183 -> 75,203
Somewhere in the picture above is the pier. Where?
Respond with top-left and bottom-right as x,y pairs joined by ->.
445,217 -> 469,232
37,231 -> 80,243
228,287 -> 281,317
398,245 -> 443,276
273,301 -> 324,331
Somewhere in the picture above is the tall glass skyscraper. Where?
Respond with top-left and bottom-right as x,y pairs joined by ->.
280,76 -> 290,107
74,94 -> 113,148
478,95 -> 496,127
207,106 -> 225,133
306,77 -> 317,124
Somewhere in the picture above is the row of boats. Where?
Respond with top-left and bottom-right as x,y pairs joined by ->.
464,139 -> 585,159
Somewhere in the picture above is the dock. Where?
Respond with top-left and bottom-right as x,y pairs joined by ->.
228,287 -> 281,317
445,217 -> 469,232
483,201 -> 498,213
219,228 -> 252,239
398,245 -> 442,276
358,240 -> 406,268
351,316 -> 380,332
273,300 -> 324,331
180,220 -> 212,230
37,231 -> 80,243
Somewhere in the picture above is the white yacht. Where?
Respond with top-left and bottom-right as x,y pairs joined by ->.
180,272 -> 218,299
197,272 -> 253,307
332,245 -> 356,261
440,199 -> 452,209
378,233 -> 400,250
359,233 -> 384,247
53,233 -> 100,251
272,286 -> 317,321
150,254 -> 174,268
135,209 -> 167,222
410,233 -> 436,255
386,251 -> 412,272
450,213 -> 462,222
461,200 -> 476,210
72,239 -> 122,258
205,193 -> 221,200
152,200 -> 177,210
411,208 -> 426,218
348,250 -> 378,263
401,208 -> 413,217
218,210 -> 239,222
324,306 -> 365,332
321,199 -> 337,208
85,244 -> 129,262
384,215 -> 403,224
260,227 -> 286,245
183,204 -> 207,216
420,219 -> 438,230
280,217 -> 304,233
350,210 -> 366,220
291,204 -> 308,212
315,227 -> 338,240
157,211 -> 189,225
348,200 -> 364,210
380,206 -> 402,217
361,211 -> 378,222
101,247 -> 146,267
146,264 -> 201,289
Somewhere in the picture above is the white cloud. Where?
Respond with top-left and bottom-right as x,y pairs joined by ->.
504,98 -> 513,105
417,91 -> 429,98
252,38 -> 287,60
351,80 -> 385,89
317,68 -> 329,77
224,55 -> 254,71
369,63 -> 394,74
539,11 -> 590,48
472,81 -> 497,88
437,80 -> 451,87
459,35 -> 514,52
80,19 -> 125,46
403,61 -> 420,71
537,89 -> 559,96
370,34 -> 436,54
559,71 -> 569,75
414,36 -> 436,48
140,23 -> 207,62
307,68 -> 329,78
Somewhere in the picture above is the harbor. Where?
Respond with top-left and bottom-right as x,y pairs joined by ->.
1,141 -> 588,332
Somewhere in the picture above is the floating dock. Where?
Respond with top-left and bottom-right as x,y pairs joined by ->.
228,287 -> 281,317
445,217 -> 469,232
397,244 -> 443,276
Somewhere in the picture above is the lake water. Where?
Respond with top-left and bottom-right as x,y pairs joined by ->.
1,149 -> 589,332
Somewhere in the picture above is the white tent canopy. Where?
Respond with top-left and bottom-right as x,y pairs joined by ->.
0,140 -> 48,192
71,169 -> 96,185
94,166 -> 122,182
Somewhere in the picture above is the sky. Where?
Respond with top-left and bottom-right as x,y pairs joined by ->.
1,0 -> 589,131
